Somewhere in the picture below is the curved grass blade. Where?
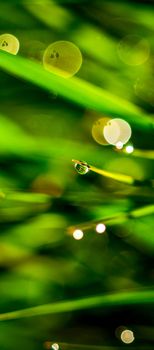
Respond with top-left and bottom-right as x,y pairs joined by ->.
0,289 -> 153,321
44,342 -> 153,350
0,51 -> 153,132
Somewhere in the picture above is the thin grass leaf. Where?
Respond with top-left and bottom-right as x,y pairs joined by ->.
0,289 -> 153,321
0,51 -> 153,131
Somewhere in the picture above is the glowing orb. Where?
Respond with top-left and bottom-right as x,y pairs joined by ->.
51,344 -> 59,350
96,223 -> 106,233
0,33 -> 19,55
134,77 -> 154,107
43,41 -> 82,78
117,35 -> 149,66
125,145 -> 134,154
115,141 -> 123,150
103,118 -> 131,145
92,117 -> 110,145
73,229 -> 84,240
121,329 -> 135,344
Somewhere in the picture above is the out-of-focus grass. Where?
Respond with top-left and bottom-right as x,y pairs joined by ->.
0,1 -> 154,350
0,289 -> 154,321
0,50 -> 153,131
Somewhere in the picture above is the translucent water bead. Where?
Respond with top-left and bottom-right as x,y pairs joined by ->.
0,33 -> 19,55
43,41 -> 82,78
74,161 -> 89,175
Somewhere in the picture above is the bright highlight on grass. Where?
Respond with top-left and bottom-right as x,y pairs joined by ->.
96,223 -> 106,233
120,329 -> 135,344
51,343 -> 59,350
116,141 -> 123,149
126,145 -> 134,154
73,229 -> 84,240
0,33 -> 19,55
43,41 -> 82,78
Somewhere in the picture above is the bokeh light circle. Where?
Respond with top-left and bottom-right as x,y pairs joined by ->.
115,141 -> 123,149
51,344 -> 59,350
117,35 -> 150,66
121,329 -> 135,344
126,145 -> 134,154
43,41 -> 82,78
92,117 -> 110,145
96,223 -> 106,233
103,118 -> 131,145
103,119 -> 120,145
0,33 -> 19,55
134,77 -> 154,107
73,229 -> 84,240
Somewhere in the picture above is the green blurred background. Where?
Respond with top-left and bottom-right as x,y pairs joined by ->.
0,0 -> 154,349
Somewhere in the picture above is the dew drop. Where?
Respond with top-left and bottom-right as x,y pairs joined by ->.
74,161 -> 89,175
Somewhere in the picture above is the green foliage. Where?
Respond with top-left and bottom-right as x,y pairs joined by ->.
0,1 -> 154,350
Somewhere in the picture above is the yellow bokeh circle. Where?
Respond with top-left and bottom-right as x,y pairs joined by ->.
0,33 -> 19,55
43,40 -> 82,78
92,117 -> 111,145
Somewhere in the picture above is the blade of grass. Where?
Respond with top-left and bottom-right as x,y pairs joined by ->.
0,289 -> 153,321
0,51 -> 153,132
44,342 -> 153,350
23,0 -> 72,31
67,204 -> 154,233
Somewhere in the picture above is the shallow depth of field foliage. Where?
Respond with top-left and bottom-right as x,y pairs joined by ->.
0,0 -> 154,349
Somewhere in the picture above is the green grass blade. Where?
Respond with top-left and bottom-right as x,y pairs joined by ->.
0,289 -> 153,321
0,51 -> 153,131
